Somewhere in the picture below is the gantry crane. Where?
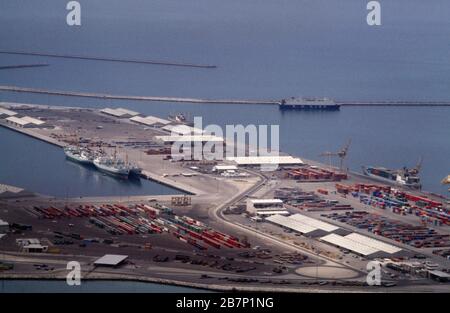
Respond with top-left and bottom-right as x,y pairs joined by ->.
319,139 -> 351,173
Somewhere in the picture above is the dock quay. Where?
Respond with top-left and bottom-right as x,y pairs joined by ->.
0,85 -> 278,105
0,50 -> 217,69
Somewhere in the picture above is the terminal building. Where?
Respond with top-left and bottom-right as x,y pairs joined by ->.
247,199 -> 289,216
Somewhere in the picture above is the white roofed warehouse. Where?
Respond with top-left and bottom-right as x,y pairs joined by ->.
0,107 -> 17,118
227,156 -> 304,168
320,233 -> 403,258
5,116 -> 47,128
130,115 -> 171,127
101,107 -> 139,118
265,213 -> 339,237
94,254 -> 129,267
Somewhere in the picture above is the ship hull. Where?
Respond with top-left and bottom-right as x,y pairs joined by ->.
279,104 -> 340,110
94,162 -> 129,178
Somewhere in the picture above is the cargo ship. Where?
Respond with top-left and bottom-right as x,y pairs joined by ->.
64,146 -> 94,165
93,156 -> 130,178
362,165 -> 422,189
279,97 -> 340,110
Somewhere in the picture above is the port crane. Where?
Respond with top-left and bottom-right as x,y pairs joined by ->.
319,139 -> 351,173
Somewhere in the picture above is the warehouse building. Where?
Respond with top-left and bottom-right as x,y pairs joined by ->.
212,165 -> 238,173
22,244 -> 48,253
0,107 -> 17,118
156,135 -> 224,145
100,107 -> 140,118
247,199 -> 289,216
16,238 -> 48,253
5,116 -> 47,128
227,156 -> 304,167
130,115 -> 171,128
162,124 -> 204,135
94,254 -> 129,267
320,233 -> 403,258
264,213 -> 342,237
265,214 -> 328,236
344,233 -> 402,256
289,213 -> 343,234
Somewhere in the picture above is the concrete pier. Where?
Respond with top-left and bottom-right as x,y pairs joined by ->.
0,85 -> 279,105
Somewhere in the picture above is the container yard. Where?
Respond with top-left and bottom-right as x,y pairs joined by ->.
26,202 -> 248,251
323,211 -> 450,248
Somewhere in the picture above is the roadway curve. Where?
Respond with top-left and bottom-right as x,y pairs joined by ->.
208,169 -> 367,278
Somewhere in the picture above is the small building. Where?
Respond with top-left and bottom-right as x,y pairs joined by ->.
320,233 -> 380,257
212,165 -> 238,173
428,270 -> 450,282
130,115 -> 171,128
0,219 -> 9,233
16,238 -> 41,246
0,107 -> 17,118
22,244 -> 48,253
94,254 -> 129,267
100,108 -> 139,118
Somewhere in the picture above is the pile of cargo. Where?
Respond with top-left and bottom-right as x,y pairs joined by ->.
338,183 -> 450,226
274,188 -> 316,203
324,211 -> 450,248
29,203 -> 159,220
275,187 -> 353,212
146,147 -> 171,155
167,215 -> 249,250
286,167 -> 347,182
29,203 -> 248,250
